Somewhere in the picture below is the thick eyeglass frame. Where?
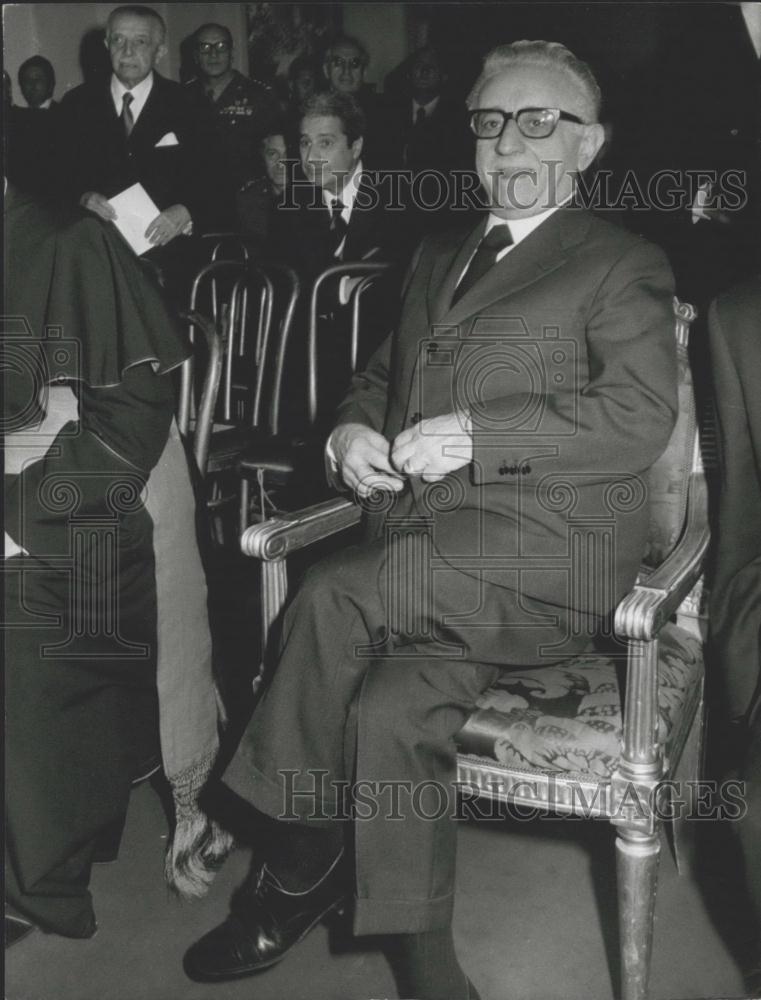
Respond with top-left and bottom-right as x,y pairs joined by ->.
197,41 -> 231,55
469,107 -> 586,140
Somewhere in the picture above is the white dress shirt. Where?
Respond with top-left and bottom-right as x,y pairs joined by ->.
110,72 -> 154,123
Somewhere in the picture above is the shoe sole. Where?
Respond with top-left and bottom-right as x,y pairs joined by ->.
184,895 -> 347,982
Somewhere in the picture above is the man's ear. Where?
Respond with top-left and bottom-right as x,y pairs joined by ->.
578,123 -> 605,171
154,40 -> 168,67
351,136 -> 364,161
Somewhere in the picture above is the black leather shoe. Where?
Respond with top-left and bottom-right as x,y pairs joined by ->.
183,851 -> 347,982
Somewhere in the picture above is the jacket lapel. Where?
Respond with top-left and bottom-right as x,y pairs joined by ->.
434,206 -> 592,331
428,219 -> 485,323
128,72 -> 165,150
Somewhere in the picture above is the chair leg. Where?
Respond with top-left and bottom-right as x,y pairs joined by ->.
616,827 -> 660,1000
671,692 -> 704,876
239,478 -> 250,537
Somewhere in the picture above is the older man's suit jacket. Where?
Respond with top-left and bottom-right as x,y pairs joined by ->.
56,72 -> 227,233
708,275 -> 761,721
336,206 -> 678,625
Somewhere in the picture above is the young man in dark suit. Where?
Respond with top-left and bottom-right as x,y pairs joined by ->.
274,90 -> 399,276
271,90 -> 404,422
56,5 -> 228,252
186,41 -> 678,999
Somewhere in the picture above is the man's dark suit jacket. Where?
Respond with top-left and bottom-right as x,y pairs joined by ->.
270,171 -> 404,278
56,71 -> 228,233
335,205 -> 678,627
638,5 -> 761,302
378,92 -> 471,173
708,275 -> 761,721
269,171 -> 406,428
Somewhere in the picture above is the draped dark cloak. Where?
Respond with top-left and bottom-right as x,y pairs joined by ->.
3,186 -> 189,936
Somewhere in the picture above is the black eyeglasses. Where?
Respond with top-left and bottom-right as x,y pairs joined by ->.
469,107 -> 586,140
197,41 -> 230,55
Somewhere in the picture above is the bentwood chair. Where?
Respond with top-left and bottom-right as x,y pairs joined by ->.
238,299 -> 708,999
236,260 -> 394,531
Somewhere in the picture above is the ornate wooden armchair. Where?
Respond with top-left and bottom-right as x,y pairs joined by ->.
239,300 -> 706,1000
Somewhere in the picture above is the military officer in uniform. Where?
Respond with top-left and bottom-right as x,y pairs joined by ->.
185,22 -> 280,192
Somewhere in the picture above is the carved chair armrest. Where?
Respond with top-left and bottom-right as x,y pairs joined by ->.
614,475 -> 709,641
240,497 -> 361,561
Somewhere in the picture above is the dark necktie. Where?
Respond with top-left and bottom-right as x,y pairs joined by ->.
414,106 -> 426,127
121,92 -> 134,138
329,198 -> 348,251
452,224 -> 514,304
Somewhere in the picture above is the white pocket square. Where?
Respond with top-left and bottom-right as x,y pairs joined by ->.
155,132 -> 179,147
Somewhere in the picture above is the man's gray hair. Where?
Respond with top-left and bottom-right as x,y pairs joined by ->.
323,34 -> 369,69
107,6 -> 167,42
467,40 -> 601,122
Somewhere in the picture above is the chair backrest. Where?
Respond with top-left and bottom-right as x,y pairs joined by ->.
641,299 -> 701,572
306,261 -> 394,425
176,313 -> 224,475
177,259 -> 248,433
227,261 -> 301,436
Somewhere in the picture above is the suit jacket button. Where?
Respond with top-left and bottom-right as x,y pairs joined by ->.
410,412 -> 422,425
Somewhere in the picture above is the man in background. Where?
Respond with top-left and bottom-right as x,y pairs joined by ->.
184,22 -> 279,194
322,34 -> 383,166
18,55 -> 57,109
56,5 -> 226,268
7,56 -> 59,197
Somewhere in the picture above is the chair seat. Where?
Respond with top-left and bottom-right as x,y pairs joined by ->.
237,435 -> 325,478
206,426 -> 262,474
456,622 -> 702,781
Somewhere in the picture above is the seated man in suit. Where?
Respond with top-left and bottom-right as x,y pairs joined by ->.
56,5 -> 228,294
185,41 -> 677,999
379,45 -> 479,246
381,46 -> 469,174
272,89 -> 403,424
275,90 -> 398,273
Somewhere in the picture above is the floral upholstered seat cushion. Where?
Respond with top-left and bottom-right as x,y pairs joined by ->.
456,622 -> 702,779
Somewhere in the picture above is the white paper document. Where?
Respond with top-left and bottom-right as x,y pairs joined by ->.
107,183 -> 160,255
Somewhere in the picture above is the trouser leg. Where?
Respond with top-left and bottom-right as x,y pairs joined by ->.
352,654 -> 500,934
5,838 -> 98,938
223,534 -> 581,933
223,539 -> 390,819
